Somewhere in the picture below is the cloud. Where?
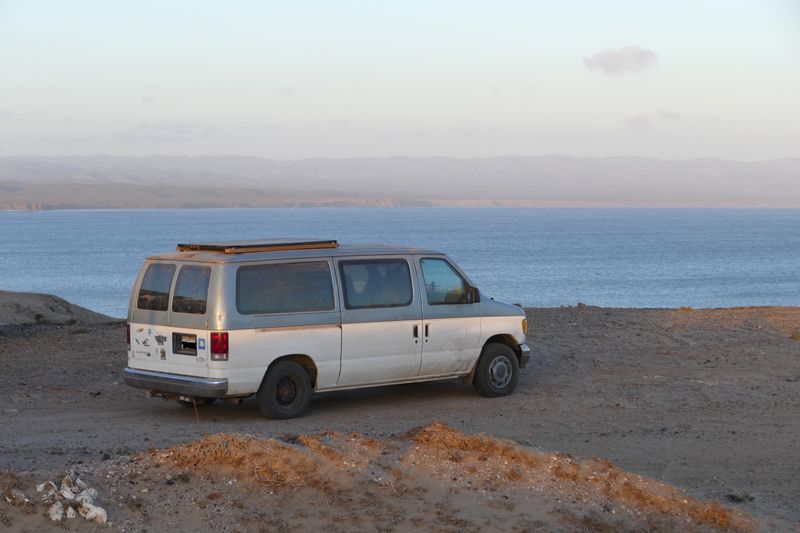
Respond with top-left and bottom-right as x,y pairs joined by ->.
655,110 -> 681,120
277,87 -> 297,97
625,110 -> 682,132
0,109 -> 15,119
117,121 -> 220,142
625,115 -> 652,131
584,45 -> 658,76
141,96 -> 155,105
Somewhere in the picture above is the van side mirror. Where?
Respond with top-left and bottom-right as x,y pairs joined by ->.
467,286 -> 480,304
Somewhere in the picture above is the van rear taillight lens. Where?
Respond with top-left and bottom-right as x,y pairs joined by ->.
126,323 -> 131,348
210,332 -> 229,361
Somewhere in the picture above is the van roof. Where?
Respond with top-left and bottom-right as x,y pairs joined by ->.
147,240 -> 444,263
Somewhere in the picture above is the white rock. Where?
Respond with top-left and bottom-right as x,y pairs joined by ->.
79,502 -> 108,524
61,475 -> 74,490
75,478 -> 88,491
36,481 -> 57,494
76,492 -> 94,506
48,501 -> 64,522
59,487 -> 76,500
66,506 -> 77,519
84,487 -> 98,498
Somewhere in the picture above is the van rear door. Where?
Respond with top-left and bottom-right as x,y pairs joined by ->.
128,262 -> 212,378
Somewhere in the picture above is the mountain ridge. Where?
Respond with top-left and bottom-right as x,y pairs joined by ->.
1,154 -> 798,209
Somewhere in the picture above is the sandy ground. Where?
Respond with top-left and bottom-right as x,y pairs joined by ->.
0,305 -> 798,531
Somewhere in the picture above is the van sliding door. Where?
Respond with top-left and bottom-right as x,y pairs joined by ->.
336,256 -> 423,387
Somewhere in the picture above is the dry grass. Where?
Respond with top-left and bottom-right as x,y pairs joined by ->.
404,422 -> 541,469
150,433 -> 320,488
0,472 -> 22,493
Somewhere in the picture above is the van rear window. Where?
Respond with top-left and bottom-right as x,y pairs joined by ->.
236,261 -> 335,315
172,265 -> 211,314
137,263 -> 176,311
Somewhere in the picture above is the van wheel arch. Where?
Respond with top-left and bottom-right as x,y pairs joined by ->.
264,354 -> 318,388
464,334 -> 523,383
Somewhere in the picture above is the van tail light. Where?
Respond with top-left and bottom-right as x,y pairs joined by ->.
126,323 -> 131,349
210,332 -> 229,361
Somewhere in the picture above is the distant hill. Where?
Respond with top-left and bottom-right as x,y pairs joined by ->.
1,155 -> 798,209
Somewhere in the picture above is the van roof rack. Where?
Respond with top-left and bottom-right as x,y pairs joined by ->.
176,239 -> 338,254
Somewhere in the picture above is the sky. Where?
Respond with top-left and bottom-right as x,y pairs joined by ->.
0,0 -> 798,160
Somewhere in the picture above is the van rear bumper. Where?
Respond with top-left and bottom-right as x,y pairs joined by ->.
123,368 -> 228,398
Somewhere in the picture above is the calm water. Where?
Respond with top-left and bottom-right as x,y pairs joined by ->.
0,208 -> 798,318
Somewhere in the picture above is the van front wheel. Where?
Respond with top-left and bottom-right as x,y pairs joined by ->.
257,360 -> 312,419
473,343 -> 519,397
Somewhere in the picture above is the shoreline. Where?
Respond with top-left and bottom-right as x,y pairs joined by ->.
3,288 -> 800,327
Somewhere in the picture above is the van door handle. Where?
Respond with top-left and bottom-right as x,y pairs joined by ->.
424,324 -> 429,337
413,325 -> 419,338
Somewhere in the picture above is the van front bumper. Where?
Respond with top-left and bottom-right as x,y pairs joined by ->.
518,343 -> 531,367
123,368 -> 228,398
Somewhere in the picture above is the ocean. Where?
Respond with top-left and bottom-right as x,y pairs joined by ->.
0,207 -> 798,318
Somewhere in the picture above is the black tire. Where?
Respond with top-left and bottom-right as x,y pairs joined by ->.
177,397 -> 217,408
257,360 -> 312,419
473,343 -> 520,397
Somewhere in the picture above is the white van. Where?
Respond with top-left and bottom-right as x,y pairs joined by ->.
123,239 -> 530,418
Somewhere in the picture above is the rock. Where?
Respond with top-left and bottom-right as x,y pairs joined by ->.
48,501 -> 64,522
726,492 -> 754,503
59,486 -> 76,500
76,491 -> 94,506
75,478 -> 89,491
0,290 -> 113,326
79,502 -> 108,524
4,488 -> 28,506
66,506 -> 77,519
36,481 -> 57,494
61,474 -> 74,490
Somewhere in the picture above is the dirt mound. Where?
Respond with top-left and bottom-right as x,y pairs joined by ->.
0,424 -> 773,531
406,424 -> 747,530
0,290 -> 114,326
104,424 -> 756,532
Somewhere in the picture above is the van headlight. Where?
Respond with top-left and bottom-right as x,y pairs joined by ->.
522,318 -> 527,336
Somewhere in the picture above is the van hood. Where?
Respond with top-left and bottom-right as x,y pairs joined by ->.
480,294 -> 525,317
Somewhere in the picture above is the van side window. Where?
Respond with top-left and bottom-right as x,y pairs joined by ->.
420,258 -> 469,305
137,263 -> 176,311
340,259 -> 412,309
172,266 -> 211,314
236,261 -> 335,314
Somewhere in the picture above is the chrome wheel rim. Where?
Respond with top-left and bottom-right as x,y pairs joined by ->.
489,356 -> 513,389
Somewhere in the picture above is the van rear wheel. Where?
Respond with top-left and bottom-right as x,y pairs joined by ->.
473,343 -> 519,397
257,360 -> 312,419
